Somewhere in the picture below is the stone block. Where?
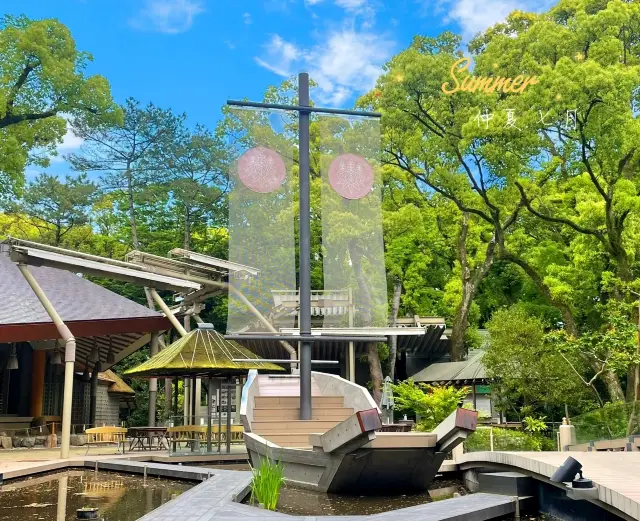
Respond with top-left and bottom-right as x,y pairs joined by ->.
44,434 -> 58,448
34,436 -> 47,446
0,436 -> 11,449
70,434 -> 88,446
11,437 -> 22,448
477,471 -> 535,497
21,437 -> 36,448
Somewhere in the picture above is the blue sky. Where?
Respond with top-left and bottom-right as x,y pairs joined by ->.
4,0 -> 545,177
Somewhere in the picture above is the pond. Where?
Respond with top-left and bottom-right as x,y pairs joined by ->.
0,470 -> 193,521
258,479 -> 469,516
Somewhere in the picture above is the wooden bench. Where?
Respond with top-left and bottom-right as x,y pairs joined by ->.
209,424 -> 244,443
85,426 -> 128,454
167,426 -> 206,452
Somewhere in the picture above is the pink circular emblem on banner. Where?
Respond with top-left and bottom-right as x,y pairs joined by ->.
328,154 -> 374,200
237,147 -> 286,193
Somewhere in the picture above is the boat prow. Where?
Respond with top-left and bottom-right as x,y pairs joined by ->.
242,371 -> 478,493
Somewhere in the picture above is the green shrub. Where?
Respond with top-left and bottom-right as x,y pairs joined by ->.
465,427 -> 555,452
250,454 -> 285,511
391,379 -> 467,432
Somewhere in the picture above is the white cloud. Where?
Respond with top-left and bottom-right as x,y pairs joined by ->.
243,12 -> 253,24
130,0 -> 204,34
254,35 -> 301,77
50,122 -> 84,163
335,0 -> 367,10
438,0 -> 553,39
255,28 -> 394,106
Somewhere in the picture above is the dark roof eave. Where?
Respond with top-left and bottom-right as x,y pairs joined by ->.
0,316 -> 170,343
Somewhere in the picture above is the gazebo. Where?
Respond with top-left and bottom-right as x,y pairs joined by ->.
124,323 -> 283,453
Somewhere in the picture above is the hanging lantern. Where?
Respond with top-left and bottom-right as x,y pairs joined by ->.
82,356 -> 91,382
106,336 -> 115,365
89,337 -> 100,363
6,344 -> 18,370
51,349 -> 62,365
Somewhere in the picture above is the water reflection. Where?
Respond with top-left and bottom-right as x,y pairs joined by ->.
0,470 -> 192,521
273,480 -> 468,516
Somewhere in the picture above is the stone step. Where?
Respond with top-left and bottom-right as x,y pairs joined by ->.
254,396 -> 344,408
259,433 -> 312,447
253,407 -> 353,421
253,420 -> 341,433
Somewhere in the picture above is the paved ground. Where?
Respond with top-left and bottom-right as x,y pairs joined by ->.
459,451 -> 640,520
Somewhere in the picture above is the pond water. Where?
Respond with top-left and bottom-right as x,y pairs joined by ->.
269,479 -> 469,516
0,470 -> 193,521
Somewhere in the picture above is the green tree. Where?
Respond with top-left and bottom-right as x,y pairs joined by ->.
158,124 -> 229,249
0,15 -> 117,194
485,306 -> 593,418
6,172 -> 97,245
361,33 -> 527,361
391,379 -> 467,431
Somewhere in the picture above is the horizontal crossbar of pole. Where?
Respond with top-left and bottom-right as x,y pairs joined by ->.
224,334 -> 387,342
231,359 -> 339,364
227,100 -> 381,118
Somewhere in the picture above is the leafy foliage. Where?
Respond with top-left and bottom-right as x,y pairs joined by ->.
391,379 -> 467,431
250,454 -> 285,511
465,427 -> 556,452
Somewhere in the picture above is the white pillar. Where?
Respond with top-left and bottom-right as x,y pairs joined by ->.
559,417 -> 577,451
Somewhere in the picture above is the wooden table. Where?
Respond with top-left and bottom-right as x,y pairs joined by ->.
129,426 -> 168,451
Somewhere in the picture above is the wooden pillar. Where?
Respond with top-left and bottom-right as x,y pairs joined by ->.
207,377 -> 213,453
472,382 -> 477,411
148,332 -> 159,427
89,361 -> 101,426
173,378 -> 178,417
30,350 -> 46,417
226,376 -> 232,454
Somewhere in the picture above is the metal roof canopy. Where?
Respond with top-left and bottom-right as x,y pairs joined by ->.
279,327 -> 427,336
125,250 -> 229,281
9,243 -> 200,292
169,248 -> 260,277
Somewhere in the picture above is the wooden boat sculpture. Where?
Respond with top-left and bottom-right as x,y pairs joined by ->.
241,371 -> 478,493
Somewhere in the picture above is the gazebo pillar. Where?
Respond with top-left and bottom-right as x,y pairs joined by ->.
89,360 -> 101,426
30,350 -> 46,417
148,332 -> 159,426
17,264 -> 75,459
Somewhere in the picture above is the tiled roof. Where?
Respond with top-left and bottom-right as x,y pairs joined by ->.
410,350 -> 487,383
98,369 -> 135,394
0,248 -> 161,326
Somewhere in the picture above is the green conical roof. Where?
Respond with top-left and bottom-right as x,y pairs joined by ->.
124,328 -> 284,378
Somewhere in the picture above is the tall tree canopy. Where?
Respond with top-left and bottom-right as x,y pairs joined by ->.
0,15 -> 118,194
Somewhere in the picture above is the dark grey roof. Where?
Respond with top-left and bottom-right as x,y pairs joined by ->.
0,247 -> 161,326
410,349 -> 487,383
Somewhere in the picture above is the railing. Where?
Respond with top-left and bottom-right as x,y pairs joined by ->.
166,415 -> 244,455
570,401 -> 640,445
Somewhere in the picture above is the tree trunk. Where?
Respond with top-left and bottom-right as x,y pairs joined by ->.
367,342 -> 384,404
450,213 -> 496,361
184,208 -> 191,250
125,166 -> 139,249
602,367 -> 625,402
387,278 -> 402,382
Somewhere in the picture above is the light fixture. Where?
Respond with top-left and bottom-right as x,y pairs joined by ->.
106,336 -> 115,365
51,349 -> 62,365
550,457 -> 593,489
6,344 -> 18,370
89,337 -> 100,363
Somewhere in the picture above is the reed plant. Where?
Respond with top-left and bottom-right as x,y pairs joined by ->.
249,453 -> 285,511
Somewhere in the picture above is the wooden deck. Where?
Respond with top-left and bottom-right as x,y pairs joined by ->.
458,451 -> 640,520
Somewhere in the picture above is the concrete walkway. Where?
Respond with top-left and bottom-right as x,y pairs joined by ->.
137,472 -> 523,521
459,451 -> 640,520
